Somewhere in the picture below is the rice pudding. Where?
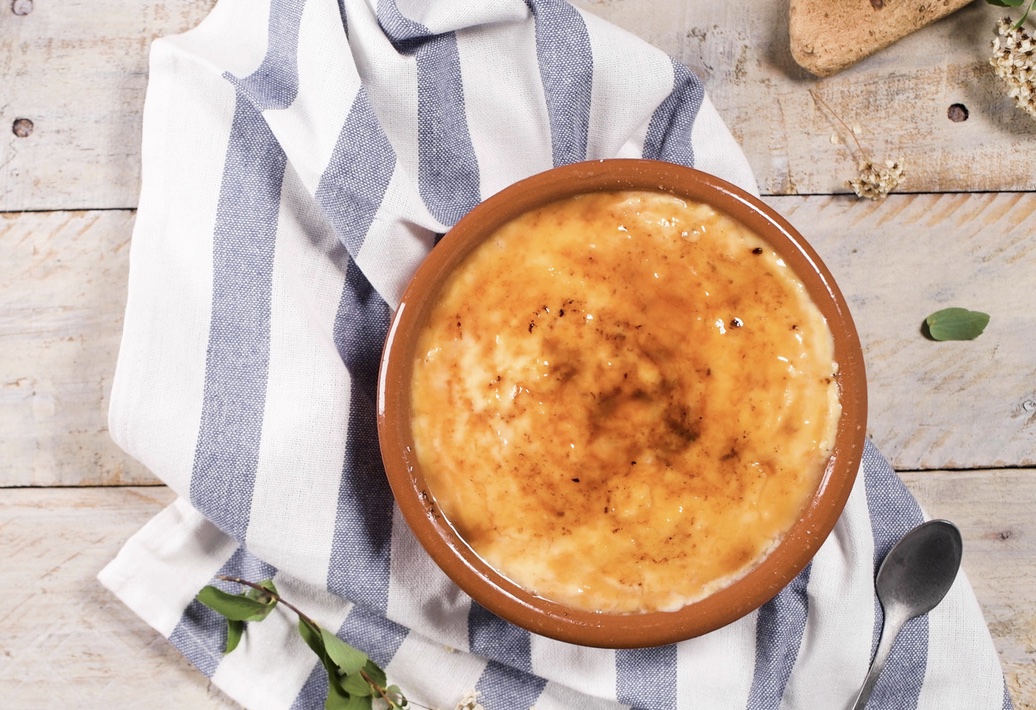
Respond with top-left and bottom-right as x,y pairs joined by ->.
409,190 -> 841,614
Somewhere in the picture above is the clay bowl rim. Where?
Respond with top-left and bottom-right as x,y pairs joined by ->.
376,158 -> 867,649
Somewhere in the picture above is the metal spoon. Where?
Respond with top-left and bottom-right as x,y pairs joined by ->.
850,519 -> 963,710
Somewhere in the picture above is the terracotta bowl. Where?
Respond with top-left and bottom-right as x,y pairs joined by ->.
377,159 -> 867,648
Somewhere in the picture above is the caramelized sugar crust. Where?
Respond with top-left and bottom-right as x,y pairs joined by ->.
410,191 -> 841,613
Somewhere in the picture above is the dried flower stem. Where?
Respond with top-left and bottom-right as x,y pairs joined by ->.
809,90 -> 869,160
807,90 -> 905,200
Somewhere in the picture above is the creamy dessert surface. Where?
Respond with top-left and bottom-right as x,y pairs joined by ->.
410,190 -> 841,614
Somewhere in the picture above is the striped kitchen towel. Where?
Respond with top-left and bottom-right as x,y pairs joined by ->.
98,0 -> 1012,708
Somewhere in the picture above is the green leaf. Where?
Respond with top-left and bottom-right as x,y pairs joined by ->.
346,696 -> 372,710
385,685 -> 407,708
298,618 -> 327,658
199,581 -> 405,710
327,679 -> 360,708
298,618 -> 352,699
320,629 -> 368,676
325,680 -> 371,710
245,579 -> 279,606
924,307 -> 990,341
324,685 -> 351,710
340,671 -> 373,697
197,586 -> 274,621
985,0 -> 1025,7
225,619 -> 245,654
362,659 -> 387,689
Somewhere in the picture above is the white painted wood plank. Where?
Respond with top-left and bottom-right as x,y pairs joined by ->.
1,481 -> 1031,708
0,0 -> 215,211
575,0 -> 1036,196
1,191 -> 1031,485
0,486 -> 237,708
0,210 -> 154,485
763,193 -> 1036,470
1,0 -> 1034,211
901,469 -> 1036,708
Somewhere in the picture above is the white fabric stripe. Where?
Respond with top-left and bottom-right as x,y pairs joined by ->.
454,21 -> 554,199
778,471 -> 876,709
384,629 -> 488,710
244,165 -> 352,581
386,505 -> 472,653
616,117 -> 652,159
213,571 -> 353,710
394,0 -> 528,35
677,613 -> 759,709
104,2 -> 1015,708
262,0 -> 360,195
915,571 -> 1005,710
688,93 -> 758,196
354,163 -> 440,311
581,9 -> 675,161
97,498 -> 238,637
106,40 -> 235,498
344,1 -> 437,230
535,679 -> 631,710
528,634 -> 618,702
169,0 -> 270,78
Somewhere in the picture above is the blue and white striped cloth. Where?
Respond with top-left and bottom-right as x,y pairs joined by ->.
99,1 -> 1012,708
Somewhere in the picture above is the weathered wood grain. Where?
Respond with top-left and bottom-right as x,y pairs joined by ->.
0,210 -> 153,486
0,0 -> 216,211
1,191 -> 1031,485
575,0 -> 1036,195
901,468 -> 1036,709
1,480 -> 1030,708
0,486 -> 237,708
0,0 -> 1031,707
1,0 -> 1034,212
764,192 -> 1036,471
4,190 -> 1031,485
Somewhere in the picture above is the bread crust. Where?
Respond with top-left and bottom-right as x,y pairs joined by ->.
789,0 -> 973,77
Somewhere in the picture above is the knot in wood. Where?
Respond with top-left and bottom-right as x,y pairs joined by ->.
12,118 -> 34,138
947,103 -> 969,123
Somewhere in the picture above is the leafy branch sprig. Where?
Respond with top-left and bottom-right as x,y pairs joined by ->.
986,0 -> 1036,29
197,577 -> 411,710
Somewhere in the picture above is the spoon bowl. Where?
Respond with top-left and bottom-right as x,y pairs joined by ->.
851,519 -> 963,709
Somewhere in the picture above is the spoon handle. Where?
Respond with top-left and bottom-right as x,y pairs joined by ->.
850,609 -> 909,710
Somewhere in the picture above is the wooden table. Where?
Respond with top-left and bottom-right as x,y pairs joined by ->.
2,0 -> 1033,706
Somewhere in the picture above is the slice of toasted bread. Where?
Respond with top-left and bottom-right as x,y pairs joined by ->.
790,0 -> 973,77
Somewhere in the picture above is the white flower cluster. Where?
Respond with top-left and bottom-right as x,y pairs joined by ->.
991,17 -> 1036,120
848,159 -> 906,200
455,690 -> 485,710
